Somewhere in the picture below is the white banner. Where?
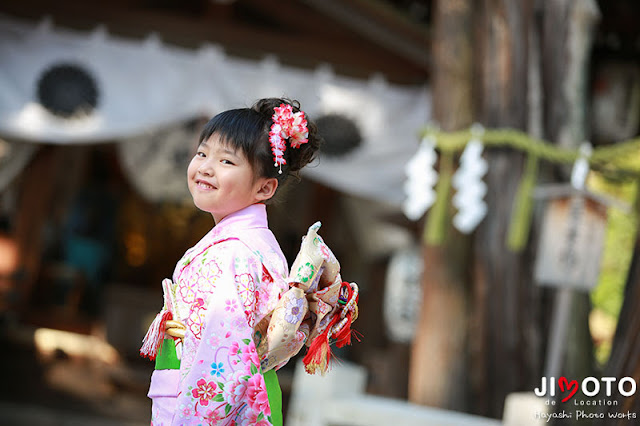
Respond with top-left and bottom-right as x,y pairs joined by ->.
0,15 -> 430,206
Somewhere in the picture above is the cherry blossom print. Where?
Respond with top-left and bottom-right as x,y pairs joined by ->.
194,273 -> 214,296
207,259 -> 222,276
179,277 -> 198,304
284,295 -> 305,324
187,298 -> 207,339
202,408 -> 224,423
197,261 -> 222,293
191,378 -> 217,406
242,409 -> 271,426
147,205 -> 295,425
230,341 -> 241,357
205,334 -> 220,348
240,341 -> 260,367
225,298 -> 238,313
245,373 -> 270,416
246,255 -> 261,273
232,315 -> 248,331
244,309 -> 255,328
223,370 -> 248,406
178,402 -> 194,420
256,285 -> 272,314
235,273 -> 256,308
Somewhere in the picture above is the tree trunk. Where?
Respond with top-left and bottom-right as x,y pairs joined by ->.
408,0 -> 474,411
470,0 -> 541,418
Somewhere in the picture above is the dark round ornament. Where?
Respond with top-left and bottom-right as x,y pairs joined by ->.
315,113 -> 362,158
36,63 -> 99,118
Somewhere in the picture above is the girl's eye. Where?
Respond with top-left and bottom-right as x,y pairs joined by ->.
196,151 -> 206,158
221,159 -> 234,165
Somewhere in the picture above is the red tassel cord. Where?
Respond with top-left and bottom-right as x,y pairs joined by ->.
332,283 -> 360,348
303,282 -> 360,375
332,311 -> 360,348
140,279 -> 176,360
140,309 -> 172,360
303,313 -> 340,375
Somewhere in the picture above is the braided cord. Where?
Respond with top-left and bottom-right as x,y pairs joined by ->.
421,128 -> 640,179
418,126 -> 640,250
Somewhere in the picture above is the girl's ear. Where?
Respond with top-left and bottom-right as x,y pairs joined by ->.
255,177 -> 278,201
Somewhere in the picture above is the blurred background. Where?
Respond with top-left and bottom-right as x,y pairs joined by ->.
0,0 -> 639,425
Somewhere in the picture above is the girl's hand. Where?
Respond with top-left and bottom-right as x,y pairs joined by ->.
165,319 -> 186,340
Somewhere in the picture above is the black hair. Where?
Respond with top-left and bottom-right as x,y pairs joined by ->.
198,98 -> 323,200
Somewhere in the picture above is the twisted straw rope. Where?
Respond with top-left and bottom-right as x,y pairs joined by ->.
420,128 -> 640,180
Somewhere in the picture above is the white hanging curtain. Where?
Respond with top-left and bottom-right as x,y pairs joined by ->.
0,15 -> 430,206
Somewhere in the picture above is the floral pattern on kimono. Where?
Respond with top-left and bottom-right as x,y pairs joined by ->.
149,204 -> 288,426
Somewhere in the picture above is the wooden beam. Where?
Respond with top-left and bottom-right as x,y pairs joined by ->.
0,0 -> 428,83
302,0 -> 430,70
344,0 -> 430,46
239,0 -> 341,36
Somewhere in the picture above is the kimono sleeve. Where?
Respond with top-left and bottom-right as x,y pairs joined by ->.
172,241 -> 274,426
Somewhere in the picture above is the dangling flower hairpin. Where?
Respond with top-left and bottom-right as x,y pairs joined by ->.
269,104 -> 309,174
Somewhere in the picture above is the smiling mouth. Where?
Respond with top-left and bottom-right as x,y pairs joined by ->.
196,180 -> 216,190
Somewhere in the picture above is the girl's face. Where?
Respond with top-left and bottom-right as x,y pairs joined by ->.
188,134 -> 277,224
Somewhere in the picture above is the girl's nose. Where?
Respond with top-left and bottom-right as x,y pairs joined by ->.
198,160 -> 214,176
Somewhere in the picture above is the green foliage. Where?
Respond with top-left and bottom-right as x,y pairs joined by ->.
589,168 -> 639,366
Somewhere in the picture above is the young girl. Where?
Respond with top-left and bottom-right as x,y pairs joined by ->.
141,98 -> 324,425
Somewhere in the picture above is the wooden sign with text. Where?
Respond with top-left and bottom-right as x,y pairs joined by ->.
534,195 -> 607,290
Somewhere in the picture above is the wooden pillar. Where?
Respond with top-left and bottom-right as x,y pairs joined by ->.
470,0 -> 540,418
408,0 -> 474,411
540,2 -> 600,420
469,0 -> 600,419
13,146 -> 67,312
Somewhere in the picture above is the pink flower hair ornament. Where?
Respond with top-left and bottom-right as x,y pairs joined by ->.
269,104 -> 309,174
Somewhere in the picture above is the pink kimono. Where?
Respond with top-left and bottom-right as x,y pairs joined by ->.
147,203 -> 289,426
